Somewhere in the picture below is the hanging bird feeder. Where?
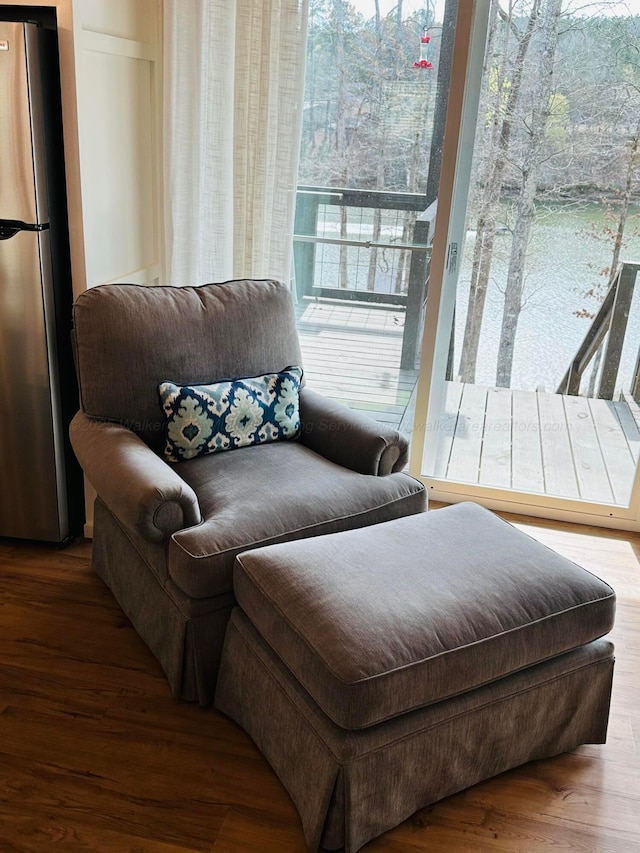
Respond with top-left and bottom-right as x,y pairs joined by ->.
413,26 -> 433,69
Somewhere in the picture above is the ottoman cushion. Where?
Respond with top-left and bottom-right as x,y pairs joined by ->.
233,502 -> 616,730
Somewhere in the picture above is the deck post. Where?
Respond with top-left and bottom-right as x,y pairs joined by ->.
631,348 -> 640,405
560,358 -> 582,396
401,204 -> 435,370
598,264 -> 637,400
293,192 -> 319,300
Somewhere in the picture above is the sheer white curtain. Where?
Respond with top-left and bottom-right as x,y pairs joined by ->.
163,0 -> 309,285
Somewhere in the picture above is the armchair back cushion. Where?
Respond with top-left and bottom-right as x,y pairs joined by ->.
72,280 -> 303,454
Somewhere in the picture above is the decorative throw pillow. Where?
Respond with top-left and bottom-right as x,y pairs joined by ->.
158,366 -> 303,462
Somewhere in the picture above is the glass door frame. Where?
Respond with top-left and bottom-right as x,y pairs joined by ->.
408,0 -> 640,532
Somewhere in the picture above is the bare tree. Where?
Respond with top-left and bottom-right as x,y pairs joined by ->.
459,0 -> 541,383
496,0 -> 563,388
607,122 -> 640,286
395,131 -> 422,293
335,0 -> 350,288
367,0 -> 385,292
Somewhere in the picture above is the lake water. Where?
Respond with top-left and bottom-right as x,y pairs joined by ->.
453,202 -> 640,394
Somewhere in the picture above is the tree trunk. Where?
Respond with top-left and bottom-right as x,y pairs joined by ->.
425,0 -> 458,207
582,125 -> 640,396
368,184 -> 383,292
306,6 -> 317,154
335,0 -> 349,288
496,172 -> 536,387
459,0 -> 541,383
607,124 -> 639,289
367,1 -> 384,293
496,0 -> 563,388
395,131 -> 422,293
339,206 -> 349,288
395,212 -> 417,294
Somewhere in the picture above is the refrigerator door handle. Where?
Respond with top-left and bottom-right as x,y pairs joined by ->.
0,220 -> 50,240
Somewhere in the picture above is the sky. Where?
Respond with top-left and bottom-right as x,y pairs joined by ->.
350,0 -> 446,18
349,0 -> 640,21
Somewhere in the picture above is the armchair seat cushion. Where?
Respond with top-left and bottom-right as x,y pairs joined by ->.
168,441 -> 425,599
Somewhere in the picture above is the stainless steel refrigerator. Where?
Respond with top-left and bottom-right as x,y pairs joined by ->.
0,19 -> 82,544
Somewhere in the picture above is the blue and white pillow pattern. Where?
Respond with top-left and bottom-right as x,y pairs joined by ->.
158,366 -> 303,462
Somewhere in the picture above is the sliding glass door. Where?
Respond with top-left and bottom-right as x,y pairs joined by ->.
410,0 -> 640,529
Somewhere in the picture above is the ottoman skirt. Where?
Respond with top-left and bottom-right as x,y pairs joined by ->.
215,608 -> 614,853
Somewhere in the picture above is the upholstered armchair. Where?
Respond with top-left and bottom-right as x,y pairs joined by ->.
70,279 -> 426,705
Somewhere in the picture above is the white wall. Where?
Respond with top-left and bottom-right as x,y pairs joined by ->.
73,0 -> 162,289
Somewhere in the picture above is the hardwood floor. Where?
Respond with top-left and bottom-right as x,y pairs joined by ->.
1,513 -> 639,853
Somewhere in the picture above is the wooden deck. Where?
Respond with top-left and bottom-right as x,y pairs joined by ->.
296,298 -> 640,507
434,383 -> 640,506
295,298 -> 417,427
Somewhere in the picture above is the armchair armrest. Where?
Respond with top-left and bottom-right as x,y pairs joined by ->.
70,411 -> 202,543
299,387 -> 408,475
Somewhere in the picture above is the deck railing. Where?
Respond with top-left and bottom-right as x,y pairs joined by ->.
557,262 -> 640,400
293,186 -> 436,369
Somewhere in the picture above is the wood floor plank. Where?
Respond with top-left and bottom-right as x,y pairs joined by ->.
537,391 -> 580,499
296,300 -> 418,430
622,395 -> 640,429
300,368 -> 415,394
479,387 -> 512,488
588,399 -> 637,505
302,379 -> 411,408
563,394 -> 615,503
211,804 -> 306,852
614,399 -> 640,464
446,383 -> 487,484
0,740 -> 228,852
510,389 -> 545,494
299,324 -> 402,342
432,381 -> 464,479
0,810 -> 209,853
365,774 -> 640,853
300,346 -> 404,370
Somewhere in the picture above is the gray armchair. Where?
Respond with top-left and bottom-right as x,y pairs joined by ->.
70,279 -> 426,704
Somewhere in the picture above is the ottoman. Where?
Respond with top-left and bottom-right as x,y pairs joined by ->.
214,502 -> 616,853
